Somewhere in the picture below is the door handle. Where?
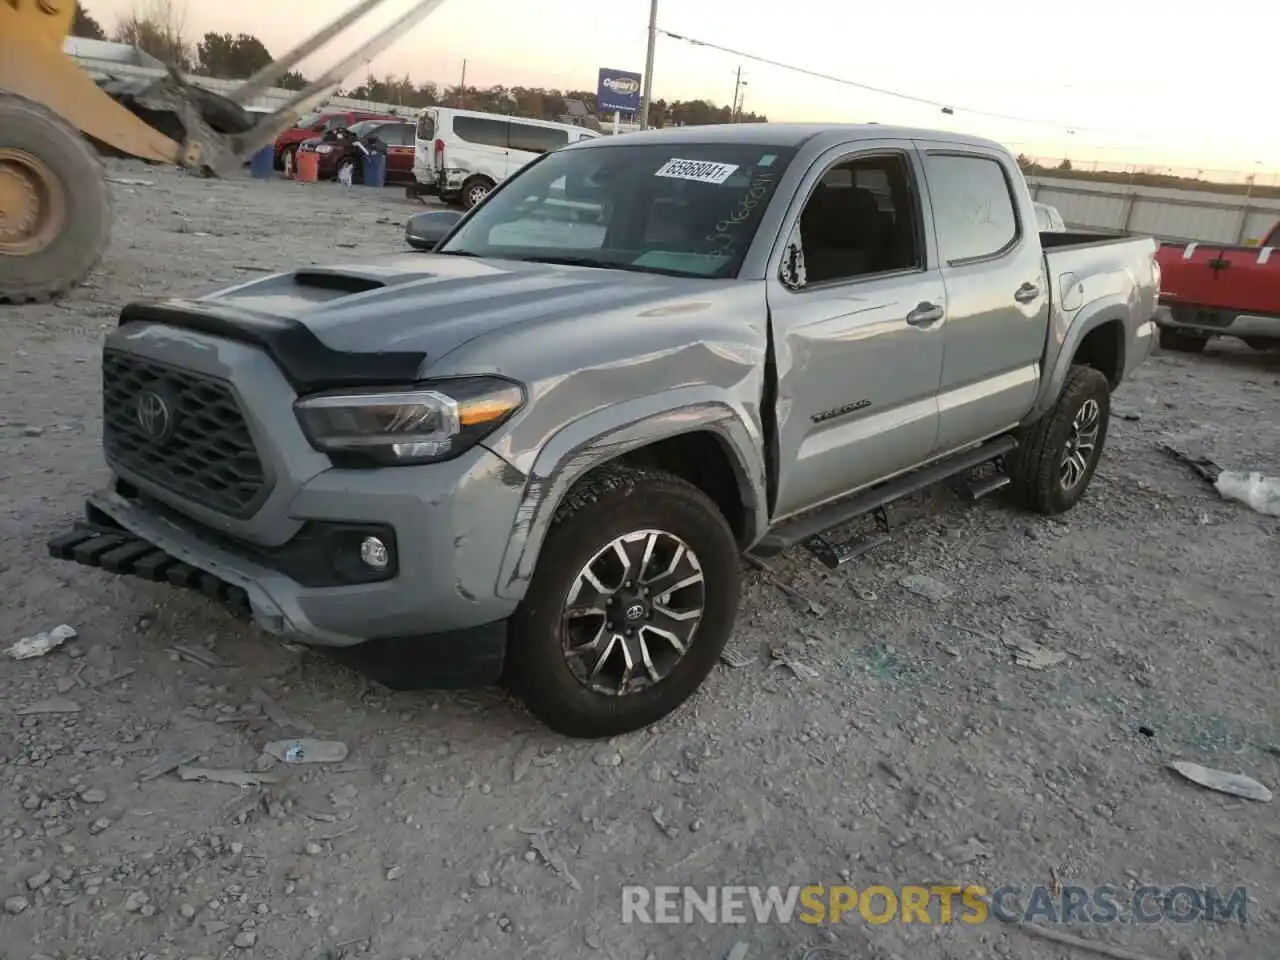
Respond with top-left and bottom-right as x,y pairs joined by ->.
905,302 -> 944,326
1014,282 -> 1041,304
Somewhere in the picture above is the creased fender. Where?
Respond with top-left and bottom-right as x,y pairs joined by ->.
492,389 -> 768,601
1025,292 -> 1132,423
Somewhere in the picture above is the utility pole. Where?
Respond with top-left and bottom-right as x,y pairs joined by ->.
731,66 -> 742,122
639,0 -> 658,129
457,58 -> 467,108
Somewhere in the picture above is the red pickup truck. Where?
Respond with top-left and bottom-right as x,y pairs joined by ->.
1154,220 -> 1280,352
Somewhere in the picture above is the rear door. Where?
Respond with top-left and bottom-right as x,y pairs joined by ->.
766,140 -> 947,519
449,115 -> 510,183
414,108 -> 438,184
916,144 -> 1049,453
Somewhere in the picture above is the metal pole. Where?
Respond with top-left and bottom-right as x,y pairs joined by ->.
639,0 -> 658,129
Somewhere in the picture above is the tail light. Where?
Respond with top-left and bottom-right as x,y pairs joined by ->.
434,138 -> 445,170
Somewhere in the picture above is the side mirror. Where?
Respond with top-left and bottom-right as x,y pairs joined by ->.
312,123 -> 326,133
405,209 -> 463,251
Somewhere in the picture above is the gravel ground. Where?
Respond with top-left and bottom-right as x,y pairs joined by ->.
0,162 -> 1277,960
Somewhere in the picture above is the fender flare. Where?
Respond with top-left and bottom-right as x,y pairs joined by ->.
1027,294 -> 1130,422
494,389 -> 768,601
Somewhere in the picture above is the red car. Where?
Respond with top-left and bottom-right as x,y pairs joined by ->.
274,110 -> 398,175
1154,218 -> 1280,353
296,120 -> 417,185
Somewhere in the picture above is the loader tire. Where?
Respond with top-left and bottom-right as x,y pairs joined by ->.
0,94 -> 110,304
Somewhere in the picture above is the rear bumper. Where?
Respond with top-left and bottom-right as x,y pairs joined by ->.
1156,303 -> 1280,338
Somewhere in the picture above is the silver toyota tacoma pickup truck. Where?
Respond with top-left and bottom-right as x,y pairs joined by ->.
49,124 -> 1160,738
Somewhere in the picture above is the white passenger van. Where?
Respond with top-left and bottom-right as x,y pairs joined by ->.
412,106 -> 602,209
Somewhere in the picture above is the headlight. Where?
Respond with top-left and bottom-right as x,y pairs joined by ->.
315,144 -> 334,154
294,377 -> 524,466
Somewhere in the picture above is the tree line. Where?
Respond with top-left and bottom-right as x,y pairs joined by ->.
72,2 -> 766,126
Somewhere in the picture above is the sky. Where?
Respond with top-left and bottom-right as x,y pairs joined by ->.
83,0 -> 1279,178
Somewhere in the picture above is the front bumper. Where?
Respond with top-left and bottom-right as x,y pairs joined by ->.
47,443 -> 527,686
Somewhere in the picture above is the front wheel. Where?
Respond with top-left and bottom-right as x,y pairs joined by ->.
1007,365 -> 1111,516
461,176 -> 494,209
508,467 -> 741,738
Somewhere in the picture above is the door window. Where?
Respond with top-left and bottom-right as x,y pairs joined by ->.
507,123 -> 570,155
924,154 -> 1020,264
789,153 -> 922,287
374,125 -> 412,146
416,111 -> 436,140
452,116 -> 510,148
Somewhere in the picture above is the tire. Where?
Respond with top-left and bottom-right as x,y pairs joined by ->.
461,176 -> 494,209
507,466 -> 741,738
1007,365 -> 1111,516
1242,336 -> 1280,351
1158,326 -> 1207,353
0,94 -> 111,304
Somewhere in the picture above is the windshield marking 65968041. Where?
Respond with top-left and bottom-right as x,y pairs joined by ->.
436,143 -> 796,279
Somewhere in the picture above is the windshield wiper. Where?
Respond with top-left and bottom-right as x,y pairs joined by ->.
433,248 -> 481,257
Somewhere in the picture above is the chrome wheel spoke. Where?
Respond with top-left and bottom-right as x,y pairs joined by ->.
587,634 -> 622,680
640,622 -> 688,656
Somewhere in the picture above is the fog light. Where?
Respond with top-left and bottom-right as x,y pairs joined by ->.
360,536 -> 389,570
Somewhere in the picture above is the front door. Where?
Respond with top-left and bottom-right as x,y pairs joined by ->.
380,124 -> 416,183
766,142 -> 947,520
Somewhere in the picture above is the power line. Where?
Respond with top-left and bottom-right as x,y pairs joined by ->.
655,28 -> 1123,137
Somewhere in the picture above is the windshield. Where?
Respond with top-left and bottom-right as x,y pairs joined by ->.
296,112 -> 323,129
346,120 -> 382,138
436,142 -> 798,278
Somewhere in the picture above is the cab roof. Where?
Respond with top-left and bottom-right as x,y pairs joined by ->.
575,122 -> 1006,153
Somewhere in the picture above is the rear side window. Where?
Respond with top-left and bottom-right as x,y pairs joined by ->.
508,123 -> 570,155
416,111 -> 435,140
452,116 -> 510,148
375,125 -> 412,146
925,154 -> 1019,264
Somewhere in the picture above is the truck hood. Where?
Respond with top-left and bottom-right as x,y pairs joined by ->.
118,253 -> 732,392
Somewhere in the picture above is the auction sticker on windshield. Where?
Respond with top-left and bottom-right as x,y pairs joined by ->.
654,159 -> 740,185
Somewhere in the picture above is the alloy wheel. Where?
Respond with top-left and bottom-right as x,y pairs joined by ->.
561,529 -> 706,696
1060,397 -> 1100,490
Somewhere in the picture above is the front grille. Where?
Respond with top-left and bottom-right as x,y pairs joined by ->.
102,350 -> 269,517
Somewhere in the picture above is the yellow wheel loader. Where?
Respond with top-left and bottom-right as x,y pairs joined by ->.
0,0 -> 449,304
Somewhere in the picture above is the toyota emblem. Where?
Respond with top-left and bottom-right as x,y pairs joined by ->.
135,390 -> 174,442
624,603 -> 646,622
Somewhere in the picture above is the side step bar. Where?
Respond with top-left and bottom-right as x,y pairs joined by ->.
754,435 -> 1018,560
